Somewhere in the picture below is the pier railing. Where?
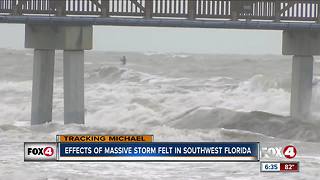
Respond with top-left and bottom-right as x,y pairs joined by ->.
0,0 -> 319,22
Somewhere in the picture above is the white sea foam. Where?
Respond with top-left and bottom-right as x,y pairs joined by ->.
0,51 -> 319,179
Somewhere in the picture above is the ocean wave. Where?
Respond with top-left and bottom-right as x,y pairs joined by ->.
170,107 -> 320,142
1,63 -> 320,143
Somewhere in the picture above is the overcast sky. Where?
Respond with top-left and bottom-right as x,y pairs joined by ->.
0,24 -> 282,54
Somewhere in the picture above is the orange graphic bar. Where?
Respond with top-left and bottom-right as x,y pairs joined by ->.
57,135 -> 153,143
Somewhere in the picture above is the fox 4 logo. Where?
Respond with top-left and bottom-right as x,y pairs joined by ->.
28,147 -> 54,156
261,145 -> 297,159
24,143 -> 57,161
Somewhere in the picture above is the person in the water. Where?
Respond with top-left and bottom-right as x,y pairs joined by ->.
120,56 -> 126,65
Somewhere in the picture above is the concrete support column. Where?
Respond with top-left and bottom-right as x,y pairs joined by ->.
63,50 -> 85,124
31,49 -> 55,125
291,56 -> 313,120
25,24 -> 92,125
282,30 -> 320,120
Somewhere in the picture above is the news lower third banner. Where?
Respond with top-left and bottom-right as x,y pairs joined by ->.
24,135 -> 259,162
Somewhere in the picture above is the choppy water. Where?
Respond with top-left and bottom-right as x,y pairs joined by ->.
0,48 -> 320,179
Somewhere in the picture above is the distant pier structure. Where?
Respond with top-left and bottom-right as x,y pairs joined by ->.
0,0 -> 320,124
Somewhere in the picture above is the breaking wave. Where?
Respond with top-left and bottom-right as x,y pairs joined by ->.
1,64 -> 320,143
